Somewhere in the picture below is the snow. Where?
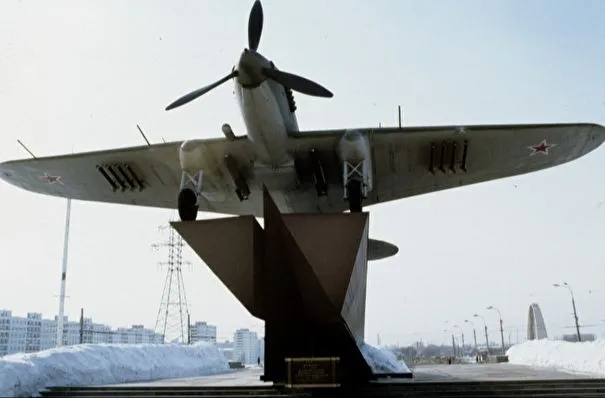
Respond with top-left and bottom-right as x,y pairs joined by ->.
0,340 -> 409,397
507,338 -> 605,375
359,342 -> 411,374
0,341 -> 229,398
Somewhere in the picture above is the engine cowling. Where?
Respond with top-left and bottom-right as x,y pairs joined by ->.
179,139 -> 205,171
338,129 -> 370,163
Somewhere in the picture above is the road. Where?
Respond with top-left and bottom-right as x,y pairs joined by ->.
408,363 -> 601,382
104,367 -> 267,387
105,363 -> 601,387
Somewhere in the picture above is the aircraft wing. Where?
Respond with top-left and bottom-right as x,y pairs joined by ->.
0,137 -> 255,214
1,123 -> 603,216
288,122 -> 605,207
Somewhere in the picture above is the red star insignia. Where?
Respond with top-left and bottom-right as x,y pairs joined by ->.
528,139 -> 556,156
40,172 -> 64,185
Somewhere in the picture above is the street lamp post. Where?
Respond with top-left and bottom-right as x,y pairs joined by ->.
465,319 -> 478,354
453,324 -> 465,356
444,329 -> 456,357
451,334 -> 456,358
474,313 -> 490,355
487,305 -> 506,355
554,282 -> 582,342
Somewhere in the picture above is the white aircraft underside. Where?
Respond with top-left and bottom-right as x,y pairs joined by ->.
1,0 -> 604,262
180,72 -> 372,207
234,79 -> 296,165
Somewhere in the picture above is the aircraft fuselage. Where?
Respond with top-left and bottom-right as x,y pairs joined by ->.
233,74 -> 299,166
177,50 -> 372,220
179,51 -> 303,173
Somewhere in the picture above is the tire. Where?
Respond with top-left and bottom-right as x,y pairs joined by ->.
178,188 -> 198,221
347,180 -> 363,213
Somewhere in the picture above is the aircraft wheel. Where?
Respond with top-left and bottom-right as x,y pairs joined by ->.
347,180 -> 363,213
178,188 -> 199,221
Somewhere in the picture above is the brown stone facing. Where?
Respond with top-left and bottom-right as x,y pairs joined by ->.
172,186 -> 374,385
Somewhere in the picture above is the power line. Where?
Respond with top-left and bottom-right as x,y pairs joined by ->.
151,218 -> 191,343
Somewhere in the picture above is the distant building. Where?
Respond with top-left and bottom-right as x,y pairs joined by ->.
233,328 -> 259,364
110,324 -> 163,344
562,333 -> 596,342
190,321 -> 217,344
7,313 -> 26,355
25,313 -> 41,353
217,340 -> 235,361
59,316 -> 81,346
81,318 -> 113,344
0,309 -> 163,357
40,318 -> 56,350
258,337 -> 264,362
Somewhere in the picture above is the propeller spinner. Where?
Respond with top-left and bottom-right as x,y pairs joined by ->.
165,0 -> 333,111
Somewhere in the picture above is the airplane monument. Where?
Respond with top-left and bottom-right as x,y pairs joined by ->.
1,0 -> 604,388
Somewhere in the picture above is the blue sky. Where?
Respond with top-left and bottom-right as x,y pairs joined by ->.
0,0 -> 604,345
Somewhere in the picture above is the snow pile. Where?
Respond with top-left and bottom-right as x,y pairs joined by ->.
359,342 -> 411,374
0,342 -> 229,398
507,338 -> 605,375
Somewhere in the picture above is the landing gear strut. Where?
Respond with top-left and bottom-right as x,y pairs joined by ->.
343,160 -> 368,213
178,170 -> 203,221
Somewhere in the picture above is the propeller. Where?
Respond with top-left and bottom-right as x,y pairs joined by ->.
166,0 -> 332,112
261,67 -> 332,98
248,0 -> 263,51
166,71 -> 238,111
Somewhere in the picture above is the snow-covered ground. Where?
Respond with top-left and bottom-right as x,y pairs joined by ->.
507,338 -> 605,376
0,341 -> 405,397
0,341 -> 229,398
359,342 -> 411,374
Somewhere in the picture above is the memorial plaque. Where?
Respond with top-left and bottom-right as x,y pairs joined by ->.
285,357 -> 340,388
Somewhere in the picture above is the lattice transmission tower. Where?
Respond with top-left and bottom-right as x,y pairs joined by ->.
152,220 -> 191,344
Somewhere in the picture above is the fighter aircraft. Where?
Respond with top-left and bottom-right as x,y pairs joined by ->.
0,1 -> 604,261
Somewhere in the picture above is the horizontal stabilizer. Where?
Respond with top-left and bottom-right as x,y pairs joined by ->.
368,238 -> 398,261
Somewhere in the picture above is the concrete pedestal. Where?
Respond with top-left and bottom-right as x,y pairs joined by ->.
171,186 -> 376,385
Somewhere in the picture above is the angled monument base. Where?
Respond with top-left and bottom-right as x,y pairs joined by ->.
171,186 -> 391,386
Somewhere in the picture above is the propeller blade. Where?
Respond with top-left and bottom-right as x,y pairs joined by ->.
248,0 -> 263,51
165,71 -> 238,111
262,68 -> 333,98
